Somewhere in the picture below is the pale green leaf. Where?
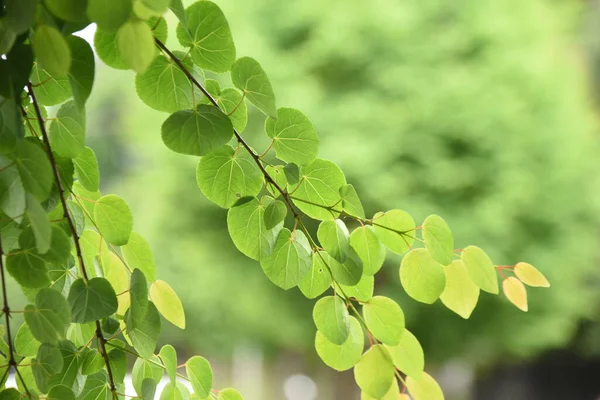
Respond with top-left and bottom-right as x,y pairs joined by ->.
314,315 -> 363,372
423,214 -> 454,266
290,159 -> 346,221
400,248 -> 446,304
15,323 -> 41,357
265,108 -> 319,165
32,26 -> 71,76
132,356 -> 163,396
196,145 -> 263,208
440,260 -> 479,319
407,372 -> 445,400
15,141 -> 52,201
298,251 -> 333,299
29,64 -> 72,106
384,329 -> 424,378
354,345 -> 395,399
218,388 -> 242,400
122,232 -> 157,282
186,356 -> 212,397
461,245 -> 499,294
135,53 -> 199,113
48,100 -> 86,158
264,164 -> 287,198
159,345 -> 177,382
94,194 -> 133,246
363,296 -> 405,346
176,1 -> 236,73
349,226 -> 385,276
260,228 -> 312,290
227,196 -> 282,261
117,20 -> 156,73
150,280 -> 186,329
317,219 -> 350,262
335,274 -> 374,302
361,380 -> 400,400
373,210 -> 415,254
0,157 -> 25,223
217,88 -> 247,132
73,146 -> 99,192
161,381 -> 190,400
161,105 -> 233,156
263,200 -> 287,230
312,296 -> 349,345
231,57 -> 276,118
340,184 -> 365,219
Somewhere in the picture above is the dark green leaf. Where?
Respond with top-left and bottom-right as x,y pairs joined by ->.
87,0 -> 131,32
32,26 -> 71,76
263,200 -> 287,230
67,36 -> 95,108
73,146 -> 99,191
68,277 -> 118,323
25,288 -> 71,344
48,100 -> 86,158
15,140 -> 52,201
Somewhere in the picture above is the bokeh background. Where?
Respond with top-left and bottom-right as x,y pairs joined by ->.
74,0 -> 600,398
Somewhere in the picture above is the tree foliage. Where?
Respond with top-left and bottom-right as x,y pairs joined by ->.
0,0 -> 552,399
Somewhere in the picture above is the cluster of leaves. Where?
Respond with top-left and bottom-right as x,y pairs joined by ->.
0,0 -> 551,399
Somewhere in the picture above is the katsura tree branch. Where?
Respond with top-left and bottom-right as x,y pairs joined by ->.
26,83 -> 119,399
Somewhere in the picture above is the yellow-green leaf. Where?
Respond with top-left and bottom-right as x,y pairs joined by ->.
440,260 -> 479,319
514,262 -> 550,288
503,276 -> 528,312
461,245 -> 498,294
407,372 -> 444,400
150,280 -> 186,329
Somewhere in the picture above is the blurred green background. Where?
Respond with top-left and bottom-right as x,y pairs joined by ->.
81,0 -> 600,398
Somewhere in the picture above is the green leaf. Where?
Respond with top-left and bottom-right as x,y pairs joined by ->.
373,210 -> 415,254
15,323 -> 41,357
108,348 -> 127,383
122,232 -> 157,282
0,98 -> 23,152
227,196 -> 283,261
514,262 -> 550,288
150,280 -> 186,329
217,88 -> 247,132
29,64 -> 72,106
32,26 -> 71,76
384,329 -> 424,378
186,356 -> 213,398
126,302 -> 161,359
218,388 -> 243,400
73,146 -> 99,191
264,165 -> 287,198
335,274 -> 374,302
196,145 -> 263,208
66,322 -> 95,347
263,200 -> 287,230
47,385 -> 76,400
79,229 -> 101,274
312,296 -> 349,345
32,343 -> 63,393
363,296 -> 405,346
440,260 -> 480,319
87,0 -> 132,32
16,356 -> 38,393
400,248 -> 446,304
94,194 -> 133,246
317,219 -> 350,262
264,108 -> 319,165
283,163 -> 300,186
48,100 -> 86,158
461,245 -> 499,294
161,105 -> 233,156
422,214 -> 454,266
26,195 -> 51,254
6,251 -> 50,288
81,348 -> 104,375
298,251 -> 333,299
406,372 -> 445,400
79,372 -> 111,400
260,228 -> 312,290
0,21 -> 16,56
170,0 -> 188,36
176,1 -> 236,73
349,226 -> 386,276
231,57 -> 276,118
136,52 -> 199,113
330,248 -> 363,286
0,157 -> 25,223
45,0 -> 86,21
354,345 -> 395,399
290,159 -> 346,221
314,315 -> 363,371
25,288 -> 71,344
132,356 -> 163,396
117,20 -> 156,73
68,277 -> 118,323
361,380 -> 400,400
49,339 -> 85,392
159,345 -> 177,382
142,0 -> 169,14
129,269 -> 149,327
15,140 -> 52,201
161,382 -> 190,400
94,28 -> 128,70
66,36 -> 95,108
340,184 -> 365,219
4,0 -> 37,34
99,251 -> 129,315
41,226 -> 71,267
0,388 -> 21,400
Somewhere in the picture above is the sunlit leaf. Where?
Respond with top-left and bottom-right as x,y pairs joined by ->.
400,248 -> 445,304
231,57 -> 276,118
317,219 -> 350,263
186,356 -> 213,398
340,184 -> 365,219
150,280 -> 186,329
298,251 -> 333,299
32,26 -> 71,76
87,0 -> 131,32
349,226 -> 386,276
461,246 -> 499,294
73,147 -> 99,192
406,372 -> 444,400
265,108 -> 319,165
94,194 -> 133,246
373,209 -> 415,254
363,296 -> 405,346
260,228 -> 312,290
263,200 -> 287,230
384,329 -> 424,378
514,262 -> 550,288
48,100 -> 86,158
503,276 -> 528,312
422,214 -> 453,266
354,345 -> 395,399
440,260 -> 479,319
312,296 -> 349,345
122,232 -> 157,283
117,20 -> 156,73
315,316 -> 363,371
